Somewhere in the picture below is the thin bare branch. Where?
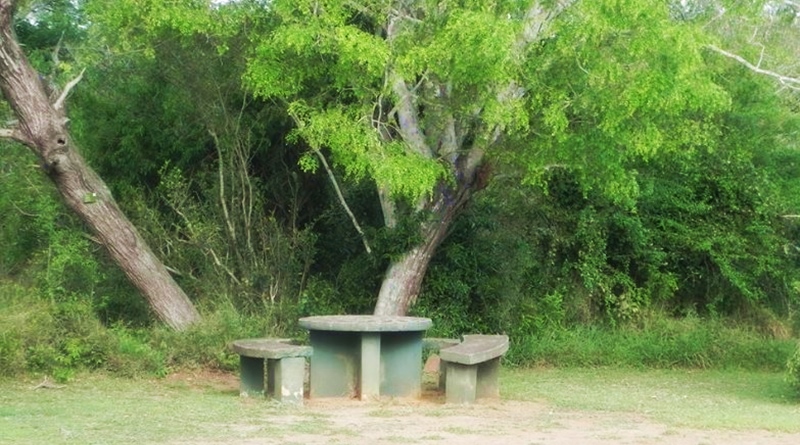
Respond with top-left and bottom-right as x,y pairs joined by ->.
53,67 -> 85,110
313,147 -> 373,254
209,130 -> 237,246
52,32 -> 63,69
706,44 -> 800,91
207,247 -> 241,285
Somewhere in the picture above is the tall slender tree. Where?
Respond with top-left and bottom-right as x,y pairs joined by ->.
0,0 -> 200,329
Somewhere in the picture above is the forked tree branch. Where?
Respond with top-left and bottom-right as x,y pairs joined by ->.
53,67 -> 86,110
706,44 -> 800,91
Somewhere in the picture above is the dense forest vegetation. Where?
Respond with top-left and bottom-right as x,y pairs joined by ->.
2,0 -> 800,388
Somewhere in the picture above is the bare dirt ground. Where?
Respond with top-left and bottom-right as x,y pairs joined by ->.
172,370 -> 800,445
230,399 -> 800,445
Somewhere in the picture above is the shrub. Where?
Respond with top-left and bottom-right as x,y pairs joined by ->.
508,311 -> 796,371
787,343 -> 800,394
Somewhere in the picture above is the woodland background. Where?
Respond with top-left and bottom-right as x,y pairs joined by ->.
2,0 -> 800,389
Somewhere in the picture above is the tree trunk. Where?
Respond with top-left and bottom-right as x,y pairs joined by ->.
373,226 -> 448,316
374,174 -> 481,316
0,1 -> 200,330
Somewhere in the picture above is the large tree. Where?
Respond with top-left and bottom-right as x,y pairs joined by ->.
0,0 -> 200,329
91,0 -> 731,316
244,0 -> 730,315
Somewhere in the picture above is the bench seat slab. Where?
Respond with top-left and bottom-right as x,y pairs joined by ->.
439,335 -> 509,365
232,338 -> 311,405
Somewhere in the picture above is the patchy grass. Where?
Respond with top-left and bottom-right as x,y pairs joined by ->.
503,367 -> 800,432
0,367 -> 798,444
0,372 -> 333,444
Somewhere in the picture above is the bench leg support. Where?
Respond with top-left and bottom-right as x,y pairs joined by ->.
476,357 -> 501,399
239,356 -> 265,396
268,357 -> 306,405
445,362 -> 477,404
438,360 -> 448,391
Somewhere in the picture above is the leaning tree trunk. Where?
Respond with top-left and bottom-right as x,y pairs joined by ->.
0,0 -> 200,330
373,221 -> 449,316
374,175 -> 480,316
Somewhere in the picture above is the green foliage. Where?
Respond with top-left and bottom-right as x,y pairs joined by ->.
245,0 -> 388,99
0,147 -> 108,302
146,301 -> 290,372
0,283 -> 117,381
787,343 -> 800,393
519,0 -> 730,204
0,281 -> 299,379
288,103 -> 447,201
4,0 -> 800,381
70,3 -> 325,320
13,0 -> 87,81
84,0 -> 247,58
509,312 -> 795,371
0,148 -> 43,275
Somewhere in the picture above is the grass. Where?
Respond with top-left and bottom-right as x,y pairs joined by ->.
503,367 -> 800,432
0,373 -> 335,444
0,367 -> 798,444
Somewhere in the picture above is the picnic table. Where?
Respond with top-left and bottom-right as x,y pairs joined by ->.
298,315 -> 432,400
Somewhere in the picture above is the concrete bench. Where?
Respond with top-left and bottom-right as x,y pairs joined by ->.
230,338 -> 313,405
439,334 -> 509,404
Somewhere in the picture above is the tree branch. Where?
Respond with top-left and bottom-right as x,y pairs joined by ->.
706,44 -> 800,91
518,0 -> 577,51
0,126 -> 31,145
388,71 -> 432,157
53,67 -> 85,111
313,147 -> 373,254
385,10 -> 433,158
209,130 -> 237,246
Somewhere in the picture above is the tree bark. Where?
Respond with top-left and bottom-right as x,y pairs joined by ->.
374,169 -> 482,316
0,0 -> 200,330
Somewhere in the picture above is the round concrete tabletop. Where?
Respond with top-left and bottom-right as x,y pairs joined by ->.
298,315 -> 432,332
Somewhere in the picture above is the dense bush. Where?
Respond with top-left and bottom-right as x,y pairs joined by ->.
0,281 -> 300,380
788,343 -> 800,393
507,312 -> 795,370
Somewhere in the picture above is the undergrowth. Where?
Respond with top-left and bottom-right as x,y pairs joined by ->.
1,281 -> 797,384
506,315 -> 796,371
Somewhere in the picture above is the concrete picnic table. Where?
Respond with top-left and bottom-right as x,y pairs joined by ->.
298,315 -> 433,400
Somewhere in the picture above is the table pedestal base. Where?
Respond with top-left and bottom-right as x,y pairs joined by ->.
308,330 -> 424,399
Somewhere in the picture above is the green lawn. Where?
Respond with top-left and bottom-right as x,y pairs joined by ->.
0,367 -> 798,444
503,367 -> 800,432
